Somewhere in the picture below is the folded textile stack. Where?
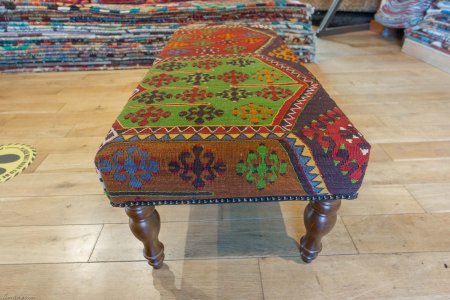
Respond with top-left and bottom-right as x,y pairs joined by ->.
0,0 -> 315,73
405,0 -> 450,55
375,0 -> 433,28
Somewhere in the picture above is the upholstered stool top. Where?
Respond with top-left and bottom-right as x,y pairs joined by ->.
95,24 -> 371,207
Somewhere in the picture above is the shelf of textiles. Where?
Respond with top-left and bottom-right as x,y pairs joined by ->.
0,0 -> 316,72
405,0 -> 450,56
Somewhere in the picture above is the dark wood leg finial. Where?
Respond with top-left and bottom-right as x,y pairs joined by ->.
125,206 -> 165,269
299,200 -> 341,263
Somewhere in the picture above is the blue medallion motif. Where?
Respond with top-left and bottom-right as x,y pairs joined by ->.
99,146 -> 159,189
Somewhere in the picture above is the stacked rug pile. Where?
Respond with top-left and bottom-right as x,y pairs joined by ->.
0,0 -> 315,72
375,0 -> 433,28
405,0 -> 450,55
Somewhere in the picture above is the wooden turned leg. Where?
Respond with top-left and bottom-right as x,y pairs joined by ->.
125,206 -> 165,269
299,200 -> 341,263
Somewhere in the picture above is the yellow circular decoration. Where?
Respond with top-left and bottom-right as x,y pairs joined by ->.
0,144 -> 36,184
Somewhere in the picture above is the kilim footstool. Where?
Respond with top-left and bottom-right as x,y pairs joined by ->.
95,24 -> 371,269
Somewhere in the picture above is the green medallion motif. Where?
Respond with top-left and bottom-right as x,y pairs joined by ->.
236,144 -> 288,190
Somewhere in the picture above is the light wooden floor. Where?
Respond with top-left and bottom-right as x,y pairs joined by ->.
1,31 -> 450,299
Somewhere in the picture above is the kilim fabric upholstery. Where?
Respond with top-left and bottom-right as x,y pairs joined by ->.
95,24 -> 371,207
95,24 -> 371,267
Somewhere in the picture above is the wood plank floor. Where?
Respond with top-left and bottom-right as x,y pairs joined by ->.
1,31 -> 450,299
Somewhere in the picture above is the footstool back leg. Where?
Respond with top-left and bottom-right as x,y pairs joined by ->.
125,206 -> 165,269
299,200 -> 341,263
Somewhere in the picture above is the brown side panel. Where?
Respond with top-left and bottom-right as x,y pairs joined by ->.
95,140 -> 306,204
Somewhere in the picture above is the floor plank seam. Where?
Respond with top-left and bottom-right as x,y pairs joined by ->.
337,212 -> 428,217
2,250 -> 450,267
403,184 -> 430,214
88,224 -> 104,263
0,224 -> 112,228
257,258 -> 266,300
340,215 -> 360,255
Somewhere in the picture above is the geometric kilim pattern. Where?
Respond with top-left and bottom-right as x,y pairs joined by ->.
95,24 -> 371,207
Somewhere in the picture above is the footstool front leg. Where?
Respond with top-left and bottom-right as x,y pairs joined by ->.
299,200 -> 341,263
125,206 -> 165,269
